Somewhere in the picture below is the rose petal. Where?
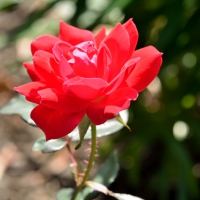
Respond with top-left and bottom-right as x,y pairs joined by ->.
123,19 -> 139,58
103,23 -> 130,81
95,26 -> 106,48
23,62 -> 43,82
87,87 -> 138,125
38,88 -> 89,112
31,35 -> 60,55
32,50 -> 63,89
59,21 -> 95,45
105,57 -> 140,94
63,77 -> 108,101
59,55 -> 75,80
31,105 -> 86,140
127,46 -> 163,92
70,47 -> 97,78
97,44 -> 111,80
14,82 -> 47,104
52,41 -> 72,61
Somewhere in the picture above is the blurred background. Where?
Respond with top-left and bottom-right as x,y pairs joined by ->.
0,0 -> 200,199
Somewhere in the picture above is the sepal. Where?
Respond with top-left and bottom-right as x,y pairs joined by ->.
75,115 -> 91,150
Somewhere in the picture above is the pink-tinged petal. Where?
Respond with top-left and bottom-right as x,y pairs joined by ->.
14,82 -> 47,104
32,50 -> 63,89
59,21 -> 95,45
70,48 -> 97,78
23,62 -> 43,82
38,88 -> 89,112
63,77 -> 108,101
123,19 -> 138,58
31,105 -> 86,140
31,35 -> 60,55
75,41 -> 97,53
127,46 -> 163,92
87,87 -> 138,125
59,55 -> 75,80
97,44 -> 111,80
52,41 -> 72,61
95,26 -> 106,48
103,23 -> 130,81
105,57 -> 140,94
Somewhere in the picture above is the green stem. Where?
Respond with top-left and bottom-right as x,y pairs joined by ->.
71,123 -> 97,200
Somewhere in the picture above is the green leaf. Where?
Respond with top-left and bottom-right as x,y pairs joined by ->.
0,95 -> 36,125
32,135 -> 67,153
0,0 -> 22,10
93,151 -> 119,185
69,109 -> 129,141
56,188 -> 74,200
83,151 -> 119,199
75,115 -> 91,150
110,193 -> 144,200
41,138 -> 67,153
56,188 -> 84,200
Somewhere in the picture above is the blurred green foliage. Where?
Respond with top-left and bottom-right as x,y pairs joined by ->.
1,0 -> 200,199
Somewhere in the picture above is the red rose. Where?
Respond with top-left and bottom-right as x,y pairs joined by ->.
14,19 -> 162,140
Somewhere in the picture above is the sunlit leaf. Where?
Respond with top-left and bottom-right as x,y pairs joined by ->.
0,95 -> 35,125
85,181 -> 144,200
85,181 -> 109,195
69,109 -> 129,141
32,135 -> 67,153
41,138 -> 67,153
32,135 -> 46,151
110,192 -> 144,200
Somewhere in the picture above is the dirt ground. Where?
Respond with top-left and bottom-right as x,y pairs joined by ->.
0,2 -> 75,199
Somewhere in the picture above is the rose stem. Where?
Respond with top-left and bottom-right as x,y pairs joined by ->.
71,123 -> 97,200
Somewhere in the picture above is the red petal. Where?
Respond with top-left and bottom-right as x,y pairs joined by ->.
63,77 -> 108,101
52,41 -> 72,61
123,19 -> 138,58
14,82 -> 47,104
38,88 -> 89,112
103,23 -> 130,81
127,46 -> 163,92
31,105 -> 86,140
95,26 -> 106,48
97,44 -> 111,80
31,35 -> 60,55
23,62 -> 43,82
105,57 -> 140,94
71,48 -> 97,78
87,87 -> 138,125
59,56 -> 75,80
59,21 -> 95,45
32,50 -> 63,89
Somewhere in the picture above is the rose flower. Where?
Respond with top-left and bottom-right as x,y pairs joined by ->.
14,19 -> 162,140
